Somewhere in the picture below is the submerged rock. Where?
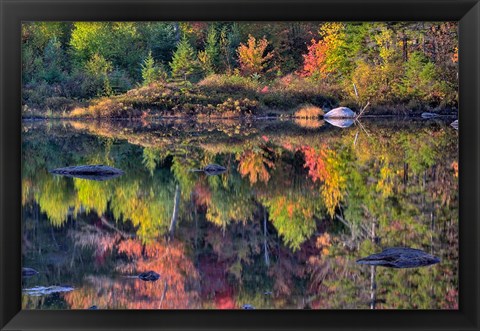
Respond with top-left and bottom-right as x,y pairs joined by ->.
138,270 -> 160,282
421,112 -> 439,119
203,164 -> 227,175
356,247 -> 440,268
324,118 -> 354,128
242,304 -> 255,310
191,164 -> 227,176
450,120 -> 458,130
22,267 -> 39,277
23,285 -> 74,296
50,165 -> 124,181
323,107 -> 356,119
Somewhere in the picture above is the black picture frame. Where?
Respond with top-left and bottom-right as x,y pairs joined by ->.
1,0 -> 479,330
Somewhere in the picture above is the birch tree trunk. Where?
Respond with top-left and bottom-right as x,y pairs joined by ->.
168,184 -> 181,241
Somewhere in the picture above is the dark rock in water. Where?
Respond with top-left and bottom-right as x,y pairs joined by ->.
138,270 -> 160,282
191,164 -> 227,176
23,285 -> 74,296
22,267 -> 39,277
204,164 -> 227,175
324,118 -> 354,128
421,112 -> 439,119
50,165 -> 124,181
356,247 -> 440,268
242,304 -> 255,310
324,107 -> 356,119
89,305 -> 98,310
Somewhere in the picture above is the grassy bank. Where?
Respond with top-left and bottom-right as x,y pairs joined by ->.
23,74 -> 457,119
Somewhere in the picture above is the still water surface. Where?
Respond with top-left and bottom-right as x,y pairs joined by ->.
21,118 -> 458,309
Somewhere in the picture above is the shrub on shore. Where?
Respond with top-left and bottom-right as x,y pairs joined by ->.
57,70 -> 454,119
198,74 -> 260,93
294,105 -> 325,118
70,99 -> 138,118
65,73 -> 340,118
69,80 -> 261,118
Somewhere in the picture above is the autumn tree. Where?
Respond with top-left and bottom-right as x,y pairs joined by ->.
319,23 -> 348,76
237,148 -> 275,185
237,35 -> 274,76
301,23 -> 355,81
301,39 -> 328,80
302,145 -> 347,218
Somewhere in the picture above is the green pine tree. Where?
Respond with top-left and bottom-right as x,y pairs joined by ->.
41,37 -> 65,83
199,25 -> 219,75
85,53 -> 113,96
400,51 -> 439,102
169,37 -> 198,81
141,51 -> 157,85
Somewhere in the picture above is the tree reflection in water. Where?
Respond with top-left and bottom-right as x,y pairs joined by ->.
21,119 -> 458,309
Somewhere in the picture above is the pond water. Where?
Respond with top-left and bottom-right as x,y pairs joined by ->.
21,118 -> 458,309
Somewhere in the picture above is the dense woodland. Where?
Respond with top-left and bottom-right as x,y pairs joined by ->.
21,21 -> 459,310
22,22 -> 458,117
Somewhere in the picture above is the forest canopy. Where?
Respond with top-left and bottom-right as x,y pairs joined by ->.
22,21 -> 458,117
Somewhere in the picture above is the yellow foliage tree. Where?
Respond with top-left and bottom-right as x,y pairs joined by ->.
237,35 -> 274,76
237,149 -> 275,185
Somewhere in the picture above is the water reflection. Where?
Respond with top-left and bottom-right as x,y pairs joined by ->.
49,165 -> 124,181
324,118 -> 354,128
22,119 -> 458,309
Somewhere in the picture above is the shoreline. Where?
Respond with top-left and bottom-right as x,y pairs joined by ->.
22,114 -> 458,122
21,112 -> 458,122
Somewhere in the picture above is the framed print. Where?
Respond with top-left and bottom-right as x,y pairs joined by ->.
1,0 -> 479,330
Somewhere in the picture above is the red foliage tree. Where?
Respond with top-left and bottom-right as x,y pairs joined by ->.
301,39 -> 328,79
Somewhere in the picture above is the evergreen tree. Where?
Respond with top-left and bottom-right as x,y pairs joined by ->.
41,37 -> 65,83
137,22 -> 177,64
219,23 -> 241,73
141,51 -> 158,85
198,25 -> 219,75
85,53 -> 113,96
399,51 -> 441,102
170,37 -> 198,81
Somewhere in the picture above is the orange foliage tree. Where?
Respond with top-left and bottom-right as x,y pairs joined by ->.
301,39 -> 328,79
237,35 -> 274,76
237,148 -> 275,185
302,145 -> 346,218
